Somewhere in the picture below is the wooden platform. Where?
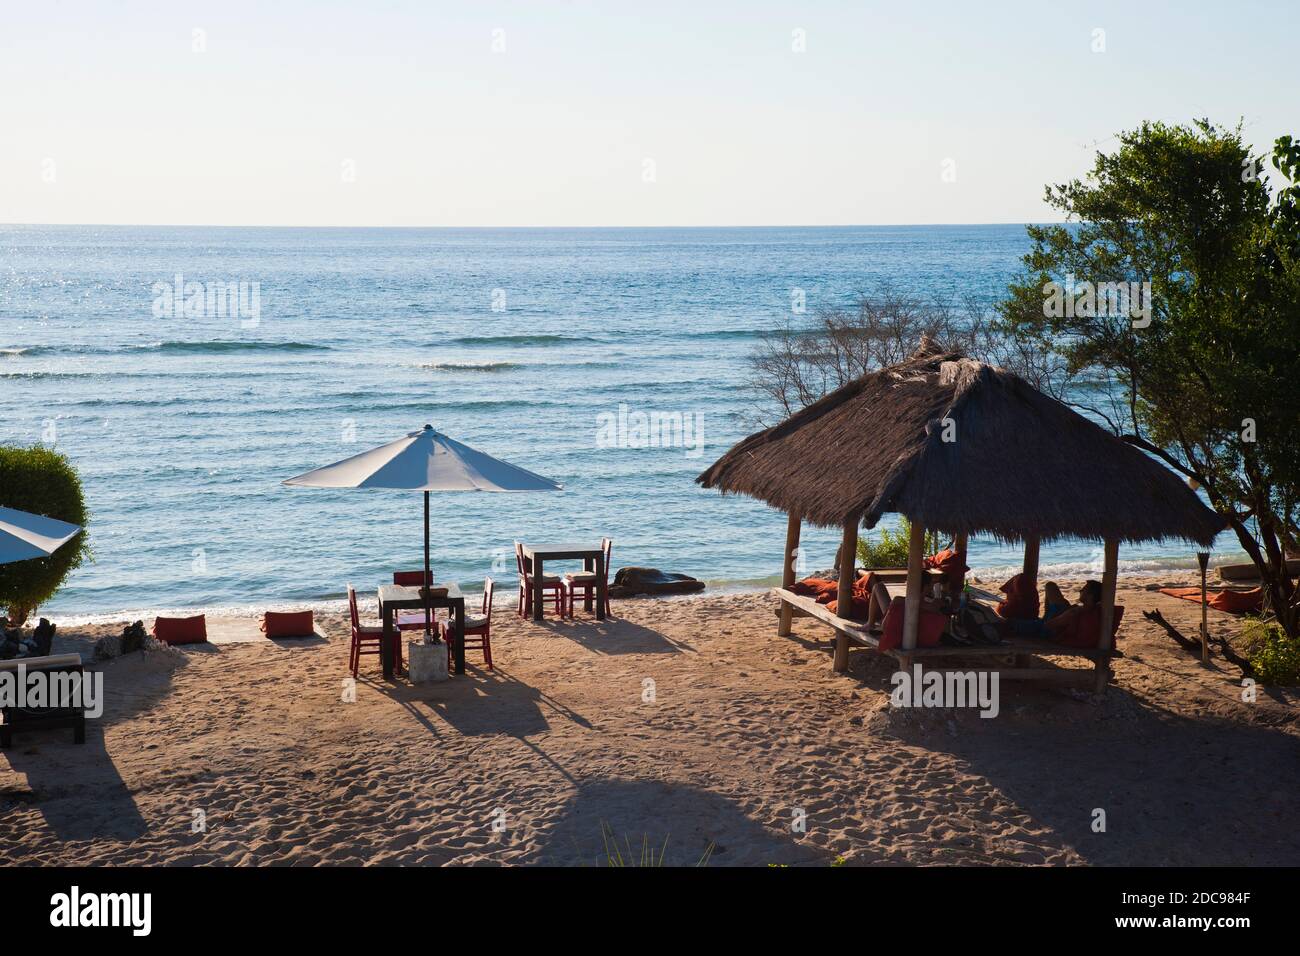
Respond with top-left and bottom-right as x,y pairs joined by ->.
772,587 -> 1112,673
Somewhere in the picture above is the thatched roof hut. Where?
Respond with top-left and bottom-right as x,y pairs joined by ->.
698,346 -> 1224,688
698,349 -> 1222,544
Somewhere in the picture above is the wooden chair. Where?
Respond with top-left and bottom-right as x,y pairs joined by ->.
347,585 -> 390,678
565,537 -> 613,617
515,541 -> 567,618
452,577 -> 495,668
393,570 -> 441,649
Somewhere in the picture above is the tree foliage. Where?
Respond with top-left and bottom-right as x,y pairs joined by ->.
0,445 -> 90,626
996,120 -> 1300,634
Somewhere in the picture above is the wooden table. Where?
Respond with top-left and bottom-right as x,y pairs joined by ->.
377,583 -> 466,678
519,542 -> 607,622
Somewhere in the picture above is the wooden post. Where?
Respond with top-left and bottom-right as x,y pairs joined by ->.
1197,551 -> 1210,663
833,518 -> 858,673
777,511 -> 802,637
1094,538 -> 1119,694
953,533 -> 968,570
901,519 -> 927,655
1022,535 -> 1040,585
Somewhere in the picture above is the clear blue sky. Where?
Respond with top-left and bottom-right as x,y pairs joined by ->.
1,0 -> 1295,227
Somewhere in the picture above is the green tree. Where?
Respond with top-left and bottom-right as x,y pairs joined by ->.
997,120 -> 1300,635
0,446 -> 90,626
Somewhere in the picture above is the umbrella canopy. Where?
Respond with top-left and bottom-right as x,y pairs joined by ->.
283,425 -> 562,638
283,424 -> 562,493
0,506 -> 83,566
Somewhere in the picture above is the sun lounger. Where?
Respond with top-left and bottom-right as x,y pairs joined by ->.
0,653 -> 87,746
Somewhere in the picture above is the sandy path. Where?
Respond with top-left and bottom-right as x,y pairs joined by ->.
1,576 -> 1296,866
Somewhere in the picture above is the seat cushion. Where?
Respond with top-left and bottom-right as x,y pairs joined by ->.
878,597 -> 947,650
154,615 -> 207,645
527,576 -> 564,585
261,610 -> 315,638
396,612 -> 440,629
461,613 -> 489,629
565,571 -> 599,581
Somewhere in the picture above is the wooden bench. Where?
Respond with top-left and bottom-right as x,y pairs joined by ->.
0,653 -> 87,747
772,587 -> 1110,685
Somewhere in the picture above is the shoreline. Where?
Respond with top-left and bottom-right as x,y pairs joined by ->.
37,564 -> 1244,628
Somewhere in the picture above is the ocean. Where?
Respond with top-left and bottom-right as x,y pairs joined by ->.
0,224 -> 1242,621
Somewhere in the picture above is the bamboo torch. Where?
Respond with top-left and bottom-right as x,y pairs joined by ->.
1197,551 -> 1210,663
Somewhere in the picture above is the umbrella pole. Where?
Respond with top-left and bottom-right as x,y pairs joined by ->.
424,490 -> 432,639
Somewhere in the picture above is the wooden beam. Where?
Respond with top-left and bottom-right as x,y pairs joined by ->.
1094,538 -> 1119,693
777,511 -> 802,637
772,588 -> 878,647
1022,535 -> 1040,584
901,519 -> 927,654
833,518 -> 858,672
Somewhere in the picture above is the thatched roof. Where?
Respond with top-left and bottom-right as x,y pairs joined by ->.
697,348 -> 1223,545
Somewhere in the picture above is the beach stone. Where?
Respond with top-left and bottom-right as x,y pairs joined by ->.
407,640 -> 448,684
93,634 -> 122,660
608,567 -> 705,598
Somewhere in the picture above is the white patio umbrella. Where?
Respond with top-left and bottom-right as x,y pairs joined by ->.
0,506 -> 82,566
283,424 -> 562,635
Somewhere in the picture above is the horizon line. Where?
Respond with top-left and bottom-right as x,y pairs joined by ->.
0,220 -> 1065,231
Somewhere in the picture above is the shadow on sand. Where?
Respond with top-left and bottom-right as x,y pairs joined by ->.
528,777 -> 827,867
530,614 -> 696,655
849,658 -> 1300,865
2,723 -> 147,843
369,664 -> 594,741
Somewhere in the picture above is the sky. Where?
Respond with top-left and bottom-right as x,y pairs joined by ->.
1,0 -> 1296,228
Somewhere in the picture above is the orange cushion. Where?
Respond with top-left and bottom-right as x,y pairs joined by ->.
1158,586 -> 1263,614
878,597 -> 946,650
153,614 -> 207,645
260,610 -> 315,638
790,577 -> 838,603
925,548 -> 969,584
826,596 -> 872,620
996,573 -> 1040,620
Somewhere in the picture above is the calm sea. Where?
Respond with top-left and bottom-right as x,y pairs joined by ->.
0,224 -> 1242,620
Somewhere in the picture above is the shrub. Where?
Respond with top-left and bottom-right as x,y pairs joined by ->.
856,517 -> 939,568
0,446 -> 90,626
1242,619 -> 1300,686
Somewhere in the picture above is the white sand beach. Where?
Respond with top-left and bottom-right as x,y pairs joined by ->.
2,573 -> 1296,867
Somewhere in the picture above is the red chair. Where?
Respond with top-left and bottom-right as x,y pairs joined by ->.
347,585 -> 391,678
451,577 -> 495,669
515,541 -> 567,618
565,537 -> 613,617
393,571 -> 439,664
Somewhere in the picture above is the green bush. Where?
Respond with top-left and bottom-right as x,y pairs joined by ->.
856,517 -> 939,568
1242,619 -> 1300,686
0,446 -> 90,626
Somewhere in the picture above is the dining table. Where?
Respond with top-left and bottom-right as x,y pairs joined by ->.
377,583 -> 466,678
519,542 -> 608,622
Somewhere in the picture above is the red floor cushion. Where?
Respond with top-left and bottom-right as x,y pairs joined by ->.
261,610 -> 315,638
1054,605 -> 1125,648
996,572 -> 1040,620
153,614 -> 207,645
878,597 -> 946,650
